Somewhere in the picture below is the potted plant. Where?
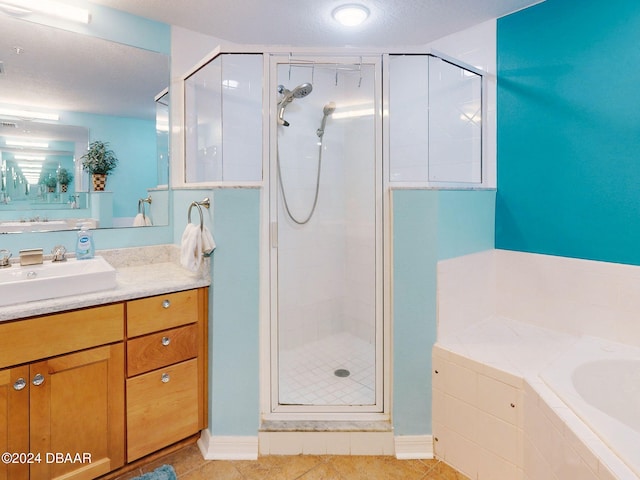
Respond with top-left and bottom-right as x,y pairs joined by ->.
81,140 -> 118,191
43,175 -> 57,193
57,168 -> 73,193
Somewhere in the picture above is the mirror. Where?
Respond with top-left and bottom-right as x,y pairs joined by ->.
0,12 -> 170,232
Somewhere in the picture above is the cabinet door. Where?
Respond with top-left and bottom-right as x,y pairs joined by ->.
29,344 -> 125,480
0,366 -> 29,480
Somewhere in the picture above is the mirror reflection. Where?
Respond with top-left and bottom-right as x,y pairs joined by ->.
0,12 -> 170,232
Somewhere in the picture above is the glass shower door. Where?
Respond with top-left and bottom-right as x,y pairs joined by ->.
271,56 -> 382,412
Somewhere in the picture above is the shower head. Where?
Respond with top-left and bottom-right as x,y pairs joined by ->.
277,83 -> 314,127
292,83 -> 313,98
323,101 -> 336,116
317,102 -> 336,138
278,83 -> 313,104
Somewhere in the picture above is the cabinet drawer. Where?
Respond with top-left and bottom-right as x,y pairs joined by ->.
127,324 -> 198,377
127,290 -> 198,338
0,304 -> 124,368
126,358 -> 200,461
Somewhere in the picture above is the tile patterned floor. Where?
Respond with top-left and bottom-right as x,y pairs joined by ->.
279,332 -> 375,405
115,444 -> 470,480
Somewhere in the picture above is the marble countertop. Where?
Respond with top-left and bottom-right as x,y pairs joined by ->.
0,245 -> 210,322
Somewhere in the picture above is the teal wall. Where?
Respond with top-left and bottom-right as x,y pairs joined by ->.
392,189 -> 495,435
68,112 -> 157,219
172,188 -> 261,436
496,0 -> 640,265
209,189 -> 261,435
173,187 -> 494,438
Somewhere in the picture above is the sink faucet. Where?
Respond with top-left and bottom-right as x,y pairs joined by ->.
51,245 -> 67,262
0,249 -> 11,268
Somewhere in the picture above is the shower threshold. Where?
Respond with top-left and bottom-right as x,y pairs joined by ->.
260,419 -> 392,432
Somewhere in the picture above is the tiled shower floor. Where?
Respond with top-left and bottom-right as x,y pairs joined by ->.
278,332 -> 375,405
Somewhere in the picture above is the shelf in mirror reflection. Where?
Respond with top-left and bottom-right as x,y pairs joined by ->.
0,218 -> 97,233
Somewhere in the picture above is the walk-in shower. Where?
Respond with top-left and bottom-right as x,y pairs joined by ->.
270,55 -> 383,414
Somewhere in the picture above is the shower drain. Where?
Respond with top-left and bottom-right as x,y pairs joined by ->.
334,368 -> 350,378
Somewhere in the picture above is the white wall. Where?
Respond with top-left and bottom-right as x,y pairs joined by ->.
389,20 -> 497,187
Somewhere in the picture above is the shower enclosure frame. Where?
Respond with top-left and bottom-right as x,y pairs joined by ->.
263,53 -> 390,421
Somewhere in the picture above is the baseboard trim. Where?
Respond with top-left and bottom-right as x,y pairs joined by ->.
394,435 -> 434,459
197,429 -> 259,460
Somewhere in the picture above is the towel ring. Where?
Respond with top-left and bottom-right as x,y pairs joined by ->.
138,195 -> 152,218
187,197 -> 211,232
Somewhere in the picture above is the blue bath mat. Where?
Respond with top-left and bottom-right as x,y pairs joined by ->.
132,464 -> 177,480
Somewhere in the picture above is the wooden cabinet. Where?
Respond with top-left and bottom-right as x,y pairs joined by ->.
0,305 -> 125,480
0,287 -> 208,479
125,288 -> 208,462
30,344 -> 124,480
0,366 -> 29,480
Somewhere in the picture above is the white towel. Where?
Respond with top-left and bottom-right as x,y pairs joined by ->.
133,213 -> 146,226
201,225 -> 216,256
180,223 -> 202,272
133,213 -> 153,226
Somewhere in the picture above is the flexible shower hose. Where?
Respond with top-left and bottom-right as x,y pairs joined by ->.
276,136 -> 325,225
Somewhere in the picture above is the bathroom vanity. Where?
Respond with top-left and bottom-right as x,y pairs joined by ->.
0,249 -> 209,480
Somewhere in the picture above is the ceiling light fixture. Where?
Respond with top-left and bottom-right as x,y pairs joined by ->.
14,154 -> 45,161
0,107 -> 59,121
332,4 -> 370,27
0,0 -> 90,24
6,139 -> 49,148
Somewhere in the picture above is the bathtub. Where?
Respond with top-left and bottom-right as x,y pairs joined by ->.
541,336 -> 640,478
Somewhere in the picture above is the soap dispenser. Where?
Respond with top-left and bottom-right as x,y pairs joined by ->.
76,225 -> 95,260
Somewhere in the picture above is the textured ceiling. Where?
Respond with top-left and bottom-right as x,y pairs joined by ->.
92,0 -> 542,47
0,0 -> 543,135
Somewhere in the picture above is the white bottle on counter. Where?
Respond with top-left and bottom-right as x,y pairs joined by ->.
76,225 -> 95,260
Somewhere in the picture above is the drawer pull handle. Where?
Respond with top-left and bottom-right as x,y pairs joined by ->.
13,378 -> 26,391
161,336 -> 171,346
161,373 -> 170,383
162,299 -> 171,309
32,374 -> 45,387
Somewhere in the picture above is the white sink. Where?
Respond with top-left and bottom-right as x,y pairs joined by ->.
0,256 -> 117,307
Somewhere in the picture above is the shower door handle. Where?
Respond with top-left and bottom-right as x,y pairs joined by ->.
271,222 -> 278,248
